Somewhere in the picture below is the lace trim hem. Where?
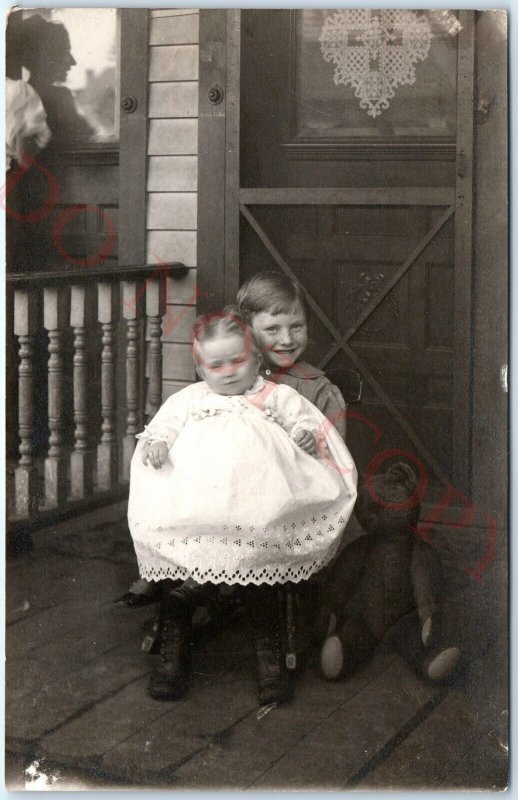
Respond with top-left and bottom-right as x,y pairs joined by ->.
134,547 -> 338,587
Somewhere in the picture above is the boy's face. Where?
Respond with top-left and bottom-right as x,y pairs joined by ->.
196,333 -> 260,395
250,300 -> 308,370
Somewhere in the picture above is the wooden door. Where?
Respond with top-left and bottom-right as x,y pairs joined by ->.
198,9 -> 475,493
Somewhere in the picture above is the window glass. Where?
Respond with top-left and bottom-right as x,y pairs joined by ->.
295,9 -> 458,140
20,8 -> 119,146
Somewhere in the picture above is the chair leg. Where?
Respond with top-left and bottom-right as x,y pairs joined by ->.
282,584 -> 297,670
280,579 -> 320,672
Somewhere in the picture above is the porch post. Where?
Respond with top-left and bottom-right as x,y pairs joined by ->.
121,280 -> 145,480
97,283 -> 119,492
70,285 -> 93,500
146,277 -> 166,418
14,289 -> 39,517
43,286 -> 69,509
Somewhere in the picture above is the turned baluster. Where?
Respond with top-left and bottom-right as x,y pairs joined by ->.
70,285 -> 93,500
121,280 -> 144,480
43,286 -> 69,509
146,276 -> 166,419
97,282 -> 119,492
14,289 -> 39,517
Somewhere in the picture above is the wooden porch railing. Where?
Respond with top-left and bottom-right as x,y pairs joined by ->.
7,263 -> 188,533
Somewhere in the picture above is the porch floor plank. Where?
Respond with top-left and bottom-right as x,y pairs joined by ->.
252,657 -> 438,790
38,675 -> 166,770
38,518 -> 137,567
6,637 -> 150,750
100,673 -> 259,783
7,547 -> 137,663
171,652 -> 397,790
36,618 -> 254,774
7,594 -> 152,698
357,689 -> 481,789
7,553 -> 93,625
439,729 -> 508,790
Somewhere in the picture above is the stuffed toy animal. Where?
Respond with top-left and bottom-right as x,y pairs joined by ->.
319,462 -> 461,683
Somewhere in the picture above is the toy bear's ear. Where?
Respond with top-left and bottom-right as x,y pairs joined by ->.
385,462 -> 418,494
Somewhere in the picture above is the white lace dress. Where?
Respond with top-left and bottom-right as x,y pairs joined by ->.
128,377 -> 357,586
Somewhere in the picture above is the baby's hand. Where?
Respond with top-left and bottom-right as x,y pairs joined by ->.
142,441 -> 169,469
293,428 -> 317,455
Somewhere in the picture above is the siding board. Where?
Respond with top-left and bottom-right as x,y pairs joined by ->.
166,270 -> 197,305
147,231 -> 197,266
147,193 -> 197,230
151,10 -> 199,18
146,304 -> 196,342
149,82 -> 199,118
145,342 -> 195,380
149,44 -> 199,81
148,119 -> 198,155
162,343 -> 196,381
147,156 -> 198,191
150,14 -> 199,45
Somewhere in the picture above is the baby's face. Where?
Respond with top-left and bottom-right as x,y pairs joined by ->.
250,300 -> 308,370
196,333 -> 259,395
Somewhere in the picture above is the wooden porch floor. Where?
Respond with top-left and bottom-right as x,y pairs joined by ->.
6,510 -> 508,791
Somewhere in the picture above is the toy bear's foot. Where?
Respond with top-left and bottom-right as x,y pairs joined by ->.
426,646 -> 461,682
320,635 -> 344,680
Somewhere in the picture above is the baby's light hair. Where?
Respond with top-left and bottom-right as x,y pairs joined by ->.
236,271 -> 308,322
191,309 -> 259,366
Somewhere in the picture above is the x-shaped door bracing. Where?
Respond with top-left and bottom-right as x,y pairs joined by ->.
240,203 -> 456,487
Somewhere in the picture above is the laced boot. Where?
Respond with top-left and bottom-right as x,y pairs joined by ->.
248,586 -> 292,706
142,579 -> 218,654
147,585 -> 193,701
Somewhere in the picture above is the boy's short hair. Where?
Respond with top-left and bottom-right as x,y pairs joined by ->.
236,271 -> 307,321
191,309 -> 258,364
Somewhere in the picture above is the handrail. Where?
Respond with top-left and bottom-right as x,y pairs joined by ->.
6,262 -> 189,288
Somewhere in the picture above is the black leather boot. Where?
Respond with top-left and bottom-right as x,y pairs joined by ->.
147,581 -> 218,701
248,586 -> 292,706
142,579 -> 219,655
147,589 -> 192,701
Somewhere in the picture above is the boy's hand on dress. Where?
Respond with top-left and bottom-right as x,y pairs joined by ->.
293,429 -> 317,455
143,441 -> 169,468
